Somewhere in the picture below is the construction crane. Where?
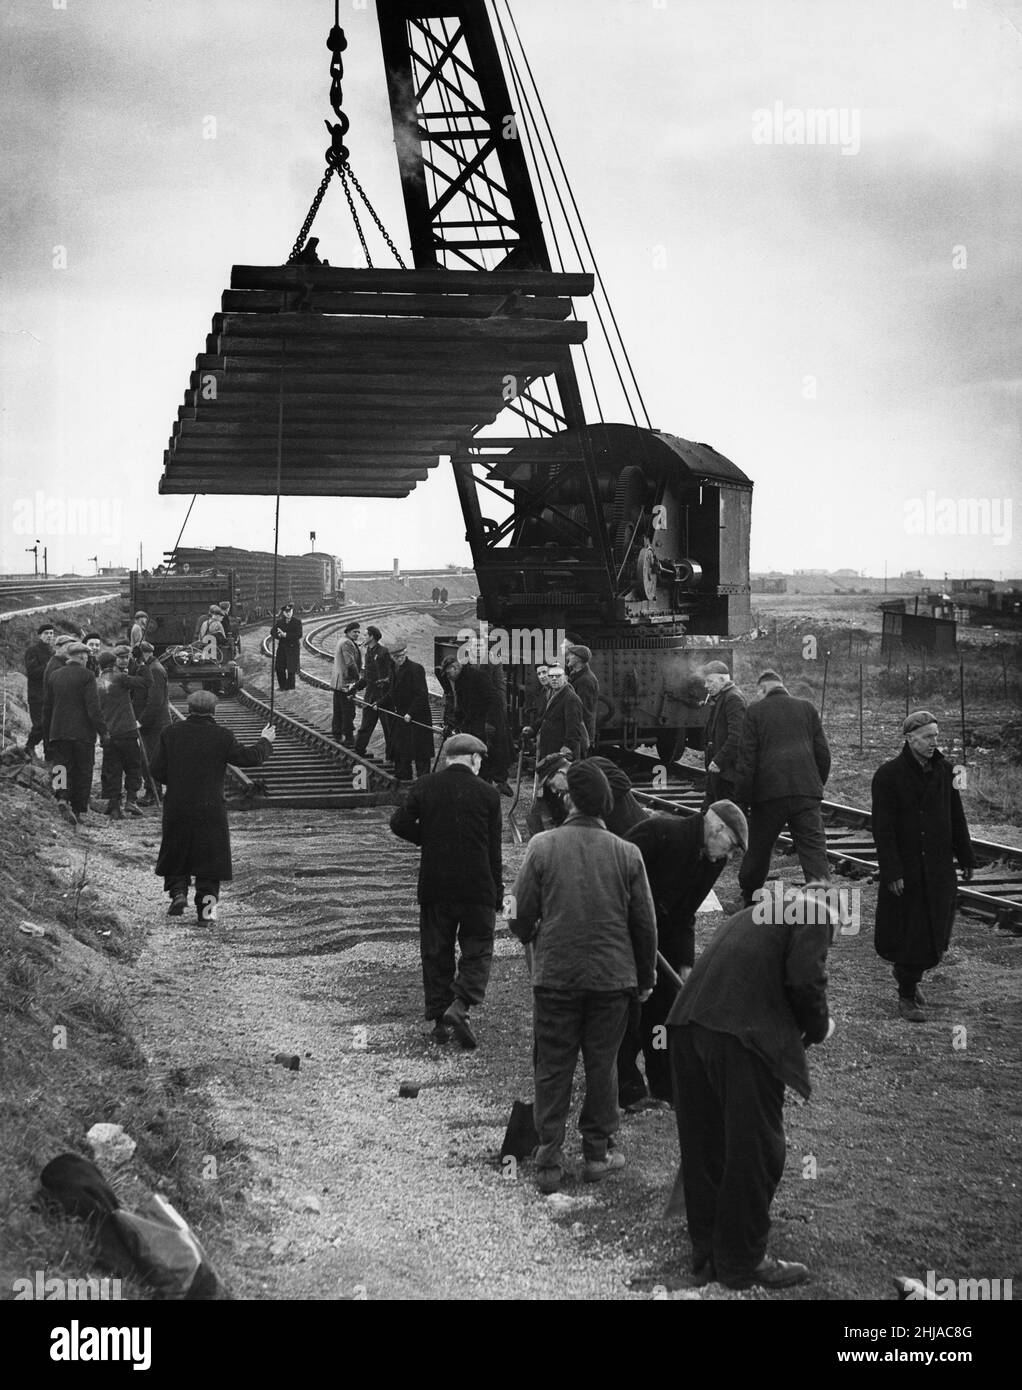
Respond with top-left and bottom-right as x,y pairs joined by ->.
160,0 -> 754,751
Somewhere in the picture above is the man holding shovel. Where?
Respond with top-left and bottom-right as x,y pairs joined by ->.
509,761 -> 657,1194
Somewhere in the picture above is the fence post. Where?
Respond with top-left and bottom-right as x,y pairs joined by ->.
959,660 -> 967,766
820,656 -> 830,721
905,665 -> 910,717
859,662 -> 864,754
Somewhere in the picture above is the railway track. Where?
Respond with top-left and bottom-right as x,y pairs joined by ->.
621,752 -> 1022,933
166,601 -> 450,810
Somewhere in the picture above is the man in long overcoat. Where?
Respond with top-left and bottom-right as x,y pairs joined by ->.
389,642 -> 434,780
440,655 -> 513,794
151,690 -> 275,921
389,733 -> 503,1046
871,709 -> 974,1022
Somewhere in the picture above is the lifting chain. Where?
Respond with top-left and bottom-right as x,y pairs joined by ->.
287,7 -> 405,269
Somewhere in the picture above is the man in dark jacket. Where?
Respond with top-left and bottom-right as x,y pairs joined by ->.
353,627 -> 394,759
151,690 -> 275,921
23,622 -> 55,755
389,642 -> 434,780
700,660 -> 747,809
389,733 -> 503,1046
523,665 -> 587,761
733,670 -> 832,905
440,655 -> 514,795
565,643 -> 600,749
510,761 -> 657,1194
43,643 -> 109,825
667,887 -> 836,1289
617,801 -> 748,1107
273,604 -> 302,690
872,710 -> 974,1023
96,647 -> 148,818
132,643 -> 172,803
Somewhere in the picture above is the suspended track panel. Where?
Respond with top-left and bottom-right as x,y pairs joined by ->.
160,265 -> 593,497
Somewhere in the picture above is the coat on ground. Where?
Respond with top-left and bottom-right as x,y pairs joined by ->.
871,744 -> 974,967
151,714 -> 272,881
389,762 -> 503,907
733,686 -> 830,805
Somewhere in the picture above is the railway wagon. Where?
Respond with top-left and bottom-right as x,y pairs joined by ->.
167,547 -> 338,616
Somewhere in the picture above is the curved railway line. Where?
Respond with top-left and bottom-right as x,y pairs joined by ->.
162,603 -> 1022,933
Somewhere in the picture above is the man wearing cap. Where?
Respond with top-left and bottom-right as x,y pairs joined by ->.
564,644 -> 600,749
733,670 -> 832,906
871,711 -> 974,1022
41,634 -> 76,756
526,752 -> 572,836
389,642 -> 434,781
82,633 -> 104,678
353,626 -> 394,759
510,761 -> 657,1193
701,662 -> 747,810
132,643 -> 172,804
273,603 -> 302,691
585,756 -> 648,838
96,647 -> 148,818
129,612 -> 149,652
42,643 -> 108,826
151,690 -> 276,920
439,654 -> 513,796
389,733 -> 503,1046
331,620 -> 362,746
23,622 -> 55,756
666,885 -> 837,1290
523,665 -> 587,761
617,800 -> 749,1108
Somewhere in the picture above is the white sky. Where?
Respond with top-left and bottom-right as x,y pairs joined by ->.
1,0 -> 1020,578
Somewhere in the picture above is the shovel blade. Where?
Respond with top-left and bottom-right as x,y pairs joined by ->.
500,1100 -> 539,1162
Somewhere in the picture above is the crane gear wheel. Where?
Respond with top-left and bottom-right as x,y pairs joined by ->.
610,465 -> 649,564
636,546 -> 658,601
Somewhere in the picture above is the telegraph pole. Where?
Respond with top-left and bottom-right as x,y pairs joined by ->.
25,541 -> 39,576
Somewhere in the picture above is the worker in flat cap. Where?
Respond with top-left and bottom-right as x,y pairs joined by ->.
509,760 -> 657,1194
871,711 -> 974,1022
701,661 -> 747,810
733,669 -> 832,906
331,619 -> 362,746
96,644 -> 148,819
389,732 -> 503,1047
617,799 -> 748,1109
526,751 -> 572,836
388,641 -> 434,781
131,641 -> 172,804
523,664 -> 587,761
42,642 -> 109,826
23,621 -> 56,757
563,642 -> 600,749
151,689 -> 276,922
129,611 -> 149,651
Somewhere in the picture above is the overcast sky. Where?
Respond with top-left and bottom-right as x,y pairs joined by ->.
1,0 -> 1019,579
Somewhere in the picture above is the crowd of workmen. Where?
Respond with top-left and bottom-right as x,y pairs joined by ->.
20,610 -> 975,1293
